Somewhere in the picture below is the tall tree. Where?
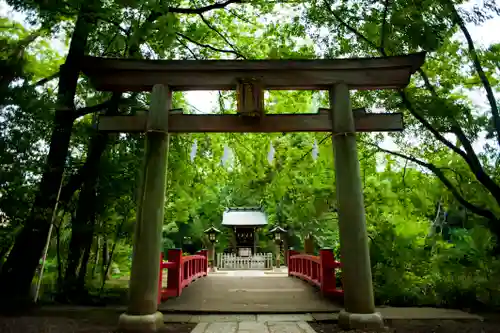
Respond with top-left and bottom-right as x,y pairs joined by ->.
304,0 -> 500,247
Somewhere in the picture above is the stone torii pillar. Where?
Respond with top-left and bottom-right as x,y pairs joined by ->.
118,84 -> 170,332
330,83 -> 383,330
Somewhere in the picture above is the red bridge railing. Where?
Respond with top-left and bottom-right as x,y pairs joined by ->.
287,248 -> 344,298
158,248 -> 208,303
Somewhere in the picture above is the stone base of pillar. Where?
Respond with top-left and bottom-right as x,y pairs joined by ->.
118,311 -> 164,332
338,310 -> 385,331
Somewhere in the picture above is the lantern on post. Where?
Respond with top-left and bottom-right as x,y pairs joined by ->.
269,225 -> 287,269
204,226 -> 221,271
269,225 -> 287,242
204,226 -> 220,243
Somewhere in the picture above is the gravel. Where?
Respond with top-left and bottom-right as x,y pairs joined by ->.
0,311 -> 196,333
309,319 -> 500,333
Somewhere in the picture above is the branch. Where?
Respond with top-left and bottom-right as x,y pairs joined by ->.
380,0 -> 390,50
402,159 -> 408,189
33,72 -> 59,87
143,0 -> 243,34
323,1 -> 386,55
226,8 -> 256,25
74,99 -> 115,118
74,97 -> 135,118
96,15 -> 129,34
397,90 -> 469,161
324,1 -> 465,158
59,164 -> 91,208
176,32 -> 242,57
448,2 -> 500,148
439,166 -> 467,196
198,13 -> 246,59
167,0 -> 242,14
415,68 -> 500,207
324,0 -> 500,208
176,36 -> 199,59
9,29 -> 44,58
453,125 -> 500,205
368,142 -> 497,220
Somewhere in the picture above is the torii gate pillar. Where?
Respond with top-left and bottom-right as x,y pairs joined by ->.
330,83 -> 383,330
118,84 -> 170,332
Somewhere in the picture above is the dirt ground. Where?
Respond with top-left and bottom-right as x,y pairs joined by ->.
0,309 -> 196,333
309,318 -> 500,333
1,307 -> 498,333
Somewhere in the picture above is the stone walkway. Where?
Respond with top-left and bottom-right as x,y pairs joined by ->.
191,321 -> 316,333
187,314 -> 316,333
164,310 -> 483,333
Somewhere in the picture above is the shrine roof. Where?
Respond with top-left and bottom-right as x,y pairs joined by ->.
80,52 -> 426,92
222,208 -> 268,227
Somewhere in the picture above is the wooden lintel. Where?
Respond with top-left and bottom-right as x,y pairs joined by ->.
98,109 -> 403,133
81,53 -> 426,92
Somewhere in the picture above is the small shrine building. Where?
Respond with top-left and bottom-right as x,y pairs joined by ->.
222,207 -> 268,256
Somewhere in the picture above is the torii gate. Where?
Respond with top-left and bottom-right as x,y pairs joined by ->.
81,52 -> 426,331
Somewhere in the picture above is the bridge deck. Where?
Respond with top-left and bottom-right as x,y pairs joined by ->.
159,274 -> 342,313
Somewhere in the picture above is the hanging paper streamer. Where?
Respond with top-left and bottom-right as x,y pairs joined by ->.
221,145 -> 231,166
190,139 -> 198,162
312,139 -> 318,161
267,142 -> 275,165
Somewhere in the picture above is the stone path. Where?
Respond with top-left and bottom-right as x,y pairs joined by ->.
186,314 -> 316,333
191,321 -> 316,333
165,310 -> 483,333
163,309 -> 482,325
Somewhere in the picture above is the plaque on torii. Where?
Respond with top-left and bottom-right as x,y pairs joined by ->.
80,53 -> 426,133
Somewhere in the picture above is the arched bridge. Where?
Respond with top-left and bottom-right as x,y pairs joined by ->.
158,249 -> 343,313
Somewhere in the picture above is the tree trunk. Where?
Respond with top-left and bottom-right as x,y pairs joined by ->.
76,237 -> 93,293
102,239 -> 109,280
0,112 -> 75,308
91,236 -> 100,278
0,9 -> 91,308
56,224 -> 63,294
0,242 -> 13,272
64,133 -> 108,298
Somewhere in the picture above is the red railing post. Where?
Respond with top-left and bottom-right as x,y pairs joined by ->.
320,248 -> 335,295
287,249 -> 299,276
330,249 -> 344,298
166,248 -> 183,297
198,249 -> 208,274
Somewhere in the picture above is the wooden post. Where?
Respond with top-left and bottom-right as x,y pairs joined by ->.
253,228 -> 258,255
118,84 -> 170,331
198,249 -> 208,274
275,242 -> 281,268
304,234 -> 314,254
287,249 -> 299,275
166,249 -> 183,296
209,243 -> 215,270
319,249 -> 335,295
330,83 -> 382,329
283,237 -> 288,265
